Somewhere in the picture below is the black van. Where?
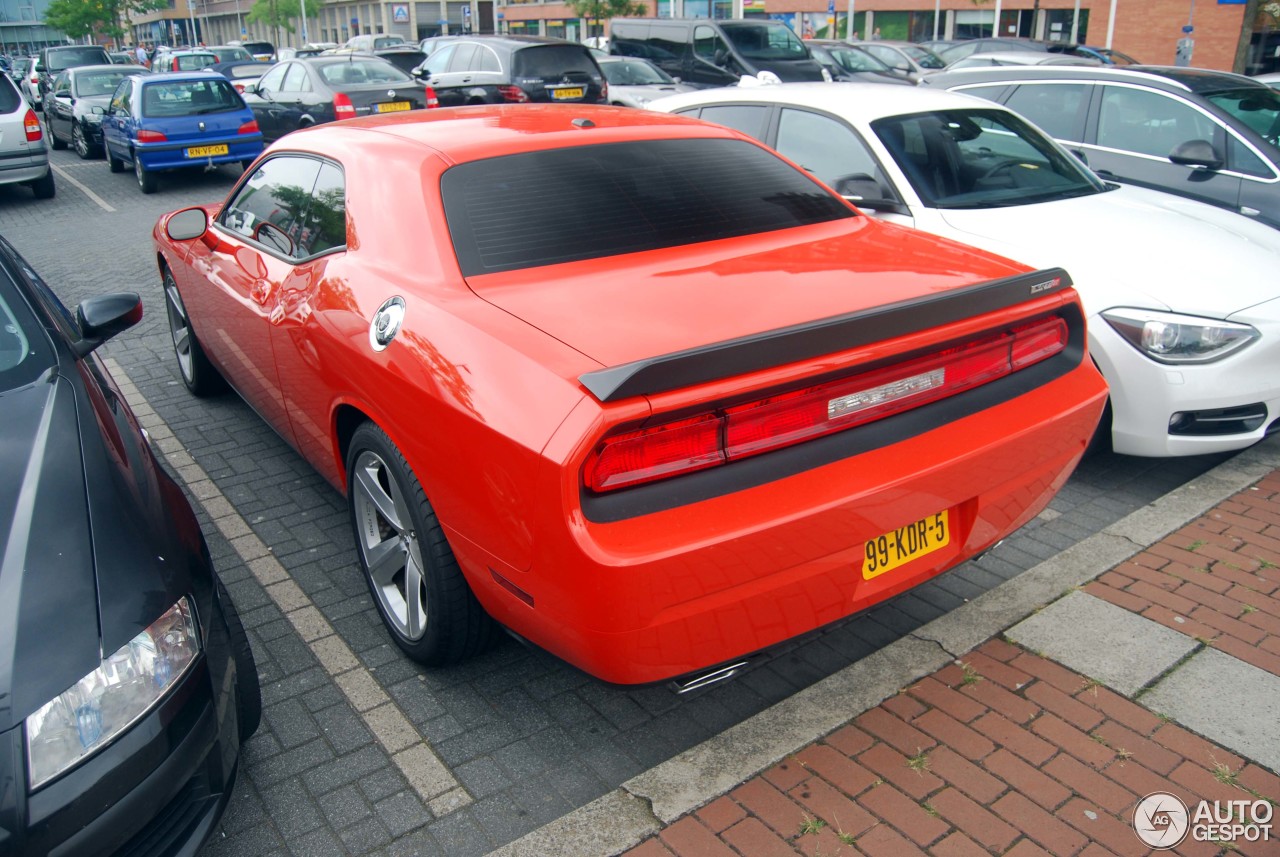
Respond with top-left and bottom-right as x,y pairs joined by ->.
608,18 -> 825,87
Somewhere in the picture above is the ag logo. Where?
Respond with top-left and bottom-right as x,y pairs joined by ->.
1134,792 -> 1190,849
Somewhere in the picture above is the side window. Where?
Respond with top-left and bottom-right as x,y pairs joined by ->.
1096,86 -> 1217,159
300,163 -> 347,256
472,46 -> 500,73
775,108 -> 893,196
281,63 -> 310,92
257,63 -> 288,93
695,104 -> 769,140
220,157 -> 323,260
109,81 -> 131,113
52,72 -> 69,95
448,43 -> 478,72
1004,83 -> 1089,141
1228,134 -> 1274,178
865,45 -> 907,71
426,43 -> 456,73
693,25 -> 726,61
951,84 -> 1008,104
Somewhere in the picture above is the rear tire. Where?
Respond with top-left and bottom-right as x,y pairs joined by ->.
164,268 -> 225,396
30,169 -> 54,199
108,145 -> 124,172
46,117 -> 65,149
346,422 -> 496,666
216,578 -> 262,739
135,153 -> 156,193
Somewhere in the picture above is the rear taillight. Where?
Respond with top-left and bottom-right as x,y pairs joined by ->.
585,315 -> 1069,493
171,59 -> 180,71
234,83 -> 245,93
136,128 -> 167,142
601,82 -> 608,101
334,92 -> 356,120
497,85 -> 528,103
28,72 -> 37,85
238,119 -> 259,135
23,109 -> 41,141
425,86 -> 439,109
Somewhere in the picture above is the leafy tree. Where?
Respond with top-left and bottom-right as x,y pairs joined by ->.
566,0 -> 648,38
44,0 -> 165,41
245,0 -> 321,37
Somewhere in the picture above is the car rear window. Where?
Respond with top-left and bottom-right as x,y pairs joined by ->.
0,75 -> 21,113
441,137 -> 855,276
317,59 -> 413,85
512,45 -> 599,79
46,47 -> 109,71
141,78 -> 243,116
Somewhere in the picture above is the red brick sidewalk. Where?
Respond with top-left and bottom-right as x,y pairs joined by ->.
622,471 -> 1280,857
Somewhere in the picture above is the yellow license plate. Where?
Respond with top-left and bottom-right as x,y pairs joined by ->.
376,101 -> 411,113
186,144 -> 229,158
863,510 -> 950,580
552,87 -> 584,100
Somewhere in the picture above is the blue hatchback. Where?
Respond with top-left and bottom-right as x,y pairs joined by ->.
101,71 -> 264,193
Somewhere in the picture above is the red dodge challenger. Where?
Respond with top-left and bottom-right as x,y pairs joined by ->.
154,104 -> 1107,688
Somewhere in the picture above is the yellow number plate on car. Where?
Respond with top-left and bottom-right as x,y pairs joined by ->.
376,101 -> 411,113
186,144 -> 229,158
863,510 -> 950,580
552,88 -> 584,100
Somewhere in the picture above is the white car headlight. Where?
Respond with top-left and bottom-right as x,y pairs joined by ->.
1101,309 -> 1259,364
25,598 -> 200,789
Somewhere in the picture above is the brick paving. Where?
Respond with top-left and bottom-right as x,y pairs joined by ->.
622,472 -> 1280,857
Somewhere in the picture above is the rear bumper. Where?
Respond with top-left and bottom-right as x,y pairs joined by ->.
136,136 -> 264,171
460,358 -> 1107,685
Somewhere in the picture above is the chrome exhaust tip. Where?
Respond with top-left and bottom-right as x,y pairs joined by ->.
670,659 -> 754,694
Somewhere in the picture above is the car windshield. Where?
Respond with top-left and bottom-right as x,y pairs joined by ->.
46,47 -> 108,72
142,78 -> 243,116
74,69 -> 135,97
1204,87 -> 1280,150
209,46 -> 253,62
721,23 -> 808,61
903,46 -> 945,69
827,45 -> 891,73
441,137 -> 854,275
871,107 -> 1106,209
317,59 -> 412,85
601,59 -> 672,85
0,274 -> 54,393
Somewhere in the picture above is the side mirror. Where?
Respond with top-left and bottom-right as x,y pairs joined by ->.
74,293 -> 142,356
90,105 -> 106,115
835,174 -> 909,215
713,48 -> 729,66
54,90 -> 70,99
166,207 -> 209,241
243,82 -> 259,94
1168,139 -> 1224,170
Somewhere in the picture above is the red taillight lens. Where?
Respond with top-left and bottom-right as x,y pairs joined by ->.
234,83 -> 245,93
497,85 -> 528,103
28,73 -> 37,85
425,86 -> 439,108
23,109 -> 41,141
238,119 -> 259,135
334,92 -> 356,120
171,59 -> 180,71
601,82 -> 608,101
136,129 -> 167,142
585,415 -> 724,493
584,315 -> 1069,492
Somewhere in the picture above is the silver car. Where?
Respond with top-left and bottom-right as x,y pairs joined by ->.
0,72 -> 53,198
596,56 -> 696,108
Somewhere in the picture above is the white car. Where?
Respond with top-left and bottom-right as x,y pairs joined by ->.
651,83 -> 1280,457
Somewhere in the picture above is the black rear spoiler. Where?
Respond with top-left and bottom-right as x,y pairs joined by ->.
578,268 -> 1073,403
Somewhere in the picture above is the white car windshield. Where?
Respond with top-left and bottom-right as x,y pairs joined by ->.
871,108 -> 1106,209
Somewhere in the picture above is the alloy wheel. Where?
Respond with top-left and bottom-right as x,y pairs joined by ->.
72,123 -> 90,158
164,278 -> 194,383
352,450 -> 428,641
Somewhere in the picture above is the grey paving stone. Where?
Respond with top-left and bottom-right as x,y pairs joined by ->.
543,762 -> 611,808
454,757 -> 512,799
1142,647 -> 1280,773
265,698 -> 323,750
319,784 -> 373,830
259,778 -> 326,839
303,745 -> 391,795
427,810 -> 493,857
313,701 -> 375,756
338,816 -> 393,855
247,738 -> 334,788
1006,591 -> 1197,695
359,767 -> 412,805
288,826 -> 346,857
375,791 -> 432,838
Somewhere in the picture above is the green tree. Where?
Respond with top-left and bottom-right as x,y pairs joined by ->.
566,0 -> 648,39
44,0 -> 164,41
245,0 -> 321,38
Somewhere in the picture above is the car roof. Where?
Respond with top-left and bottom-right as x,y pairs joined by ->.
653,80 -> 984,118
142,70 -> 229,82
289,103 -> 740,162
926,63 -> 1268,93
65,64 -> 128,75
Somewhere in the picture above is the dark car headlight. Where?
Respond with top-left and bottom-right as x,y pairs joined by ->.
25,598 -> 200,789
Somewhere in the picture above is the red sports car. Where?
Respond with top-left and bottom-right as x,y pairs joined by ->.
153,105 -> 1107,687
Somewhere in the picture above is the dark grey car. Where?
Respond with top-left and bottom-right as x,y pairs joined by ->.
413,36 -> 606,106
926,65 -> 1280,230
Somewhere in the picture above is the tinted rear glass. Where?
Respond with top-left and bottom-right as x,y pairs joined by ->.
316,59 -> 412,85
512,45 -> 599,79
0,75 -> 20,113
141,78 -> 243,116
442,138 -> 855,275
45,47 -> 109,71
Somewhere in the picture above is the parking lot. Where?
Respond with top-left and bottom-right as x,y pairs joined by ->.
0,145 -> 1240,857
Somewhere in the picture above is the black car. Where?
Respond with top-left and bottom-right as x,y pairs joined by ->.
35,44 -> 111,109
925,64 -> 1280,230
372,45 -> 429,75
0,233 -> 259,854
413,35 -> 606,106
803,40 -> 913,85
208,59 -> 270,93
44,64 -> 150,159
246,55 -> 434,142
